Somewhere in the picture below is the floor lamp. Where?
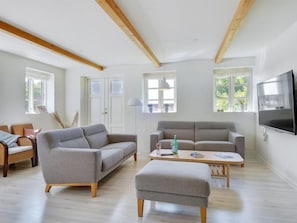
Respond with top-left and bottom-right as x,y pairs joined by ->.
128,97 -> 142,134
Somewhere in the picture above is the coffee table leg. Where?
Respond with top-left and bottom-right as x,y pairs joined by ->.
226,164 -> 230,187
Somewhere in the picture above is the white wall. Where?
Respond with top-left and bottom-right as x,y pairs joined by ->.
0,50 -> 66,130
66,58 -> 256,155
255,21 -> 297,188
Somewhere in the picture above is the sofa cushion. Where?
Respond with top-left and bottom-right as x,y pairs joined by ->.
195,141 -> 235,152
195,129 -> 229,141
159,139 -> 194,150
101,149 -> 124,171
195,121 -> 235,141
101,142 -> 136,158
81,124 -> 109,148
158,121 -> 195,140
45,127 -> 90,149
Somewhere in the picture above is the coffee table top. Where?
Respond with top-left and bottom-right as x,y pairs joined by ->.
149,149 -> 244,165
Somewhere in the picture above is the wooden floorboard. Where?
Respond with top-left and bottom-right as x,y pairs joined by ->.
0,153 -> 297,223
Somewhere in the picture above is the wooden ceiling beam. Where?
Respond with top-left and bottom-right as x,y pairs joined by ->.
96,0 -> 160,67
0,20 -> 104,70
215,0 -> 255,63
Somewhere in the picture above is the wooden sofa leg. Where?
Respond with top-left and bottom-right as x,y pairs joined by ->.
31,157 -> 35,167
137,199 -> 144,217
45,184 -> 52,192
134,153 -> 137,161
200,207 -> 207,223
91,183 -> 97,197
3,164 -> 8,177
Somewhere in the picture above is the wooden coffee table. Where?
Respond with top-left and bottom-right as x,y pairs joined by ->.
149,149 -> 244,187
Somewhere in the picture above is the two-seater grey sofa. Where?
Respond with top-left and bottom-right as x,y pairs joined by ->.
150,121 -> 245,159
37,123 -> 137,197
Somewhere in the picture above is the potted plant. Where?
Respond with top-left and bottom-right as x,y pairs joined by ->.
164,104 -> 170,112
148,104 -> 153,113
239,99 -> 245,111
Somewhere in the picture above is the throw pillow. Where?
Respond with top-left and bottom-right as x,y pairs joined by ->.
24,128 -> 41,137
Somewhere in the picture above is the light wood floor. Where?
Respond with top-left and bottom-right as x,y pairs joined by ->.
0,152 -> 297,223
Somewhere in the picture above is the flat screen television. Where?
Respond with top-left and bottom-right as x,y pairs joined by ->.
257,70 -> 297,134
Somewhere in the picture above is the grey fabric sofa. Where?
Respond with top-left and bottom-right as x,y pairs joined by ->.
37,123 -> 137,197
150,121 -> 245,159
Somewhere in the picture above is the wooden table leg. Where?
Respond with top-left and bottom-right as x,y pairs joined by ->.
226,164 -> 230,187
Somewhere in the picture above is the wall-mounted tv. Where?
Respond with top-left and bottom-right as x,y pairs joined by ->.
257,70 -> 297,134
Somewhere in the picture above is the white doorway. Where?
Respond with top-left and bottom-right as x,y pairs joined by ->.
86,77 -> 124,133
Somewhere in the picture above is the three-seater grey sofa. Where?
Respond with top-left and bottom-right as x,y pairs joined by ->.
150,121 -> 245,159
37,123 -> 137,197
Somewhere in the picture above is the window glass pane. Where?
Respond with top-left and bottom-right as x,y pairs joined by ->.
111,80 -> 123,95
216,77 -> 229,86
234,85 -> 248,97
216,86 -> 229,98
148,79 -> 158,88
90,81 -> 102,96
33,79 -> 45,108
164,100 -> 174,104
233,76 -> 248,85
148,89 -> 159,100
233,99 -> 247,111
143,72 -> 177,113
25,68 -> 54,114
163,89 -> 174,99
214,70 -> 251,112
216,98 -> 229,112
166,79 -> 175,87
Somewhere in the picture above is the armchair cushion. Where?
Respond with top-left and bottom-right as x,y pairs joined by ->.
0,130 -> 19,148
8,145 -> 32,154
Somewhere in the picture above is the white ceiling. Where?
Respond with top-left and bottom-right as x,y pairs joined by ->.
1,0 -> 297,70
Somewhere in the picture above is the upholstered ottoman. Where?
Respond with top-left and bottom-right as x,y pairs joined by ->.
135,160 -> 211,223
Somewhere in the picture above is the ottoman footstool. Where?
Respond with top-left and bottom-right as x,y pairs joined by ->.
135,160 -> 211,223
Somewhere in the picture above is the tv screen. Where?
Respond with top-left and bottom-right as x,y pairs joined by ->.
257,70 -> 297,134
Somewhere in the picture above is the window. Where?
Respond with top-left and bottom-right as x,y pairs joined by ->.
25,68 -> 54,114
213,68 -> 252,112
143,72 -> 176,113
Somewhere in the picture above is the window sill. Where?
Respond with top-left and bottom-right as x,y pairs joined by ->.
144,111 -> 176,114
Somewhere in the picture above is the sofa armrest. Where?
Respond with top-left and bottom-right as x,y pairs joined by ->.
228,131 -> 245,158
150,130 -> 164,152
0,140 -> 9,159
41,147 -> 102,183
17,136 -> 34,146
107,134 -> 137,144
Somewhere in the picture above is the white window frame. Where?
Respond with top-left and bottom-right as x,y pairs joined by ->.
143,71 -> 177,113
213,67 -> 252,112
25,67 -> 55,114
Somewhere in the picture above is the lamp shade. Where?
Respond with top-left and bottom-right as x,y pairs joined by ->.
128,97 -> 142,106
159,78 -> 170,90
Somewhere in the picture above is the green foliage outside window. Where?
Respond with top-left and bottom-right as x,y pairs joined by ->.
215,75 -> 249,112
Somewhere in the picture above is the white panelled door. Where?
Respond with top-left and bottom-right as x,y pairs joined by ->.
87,77 -> 124,133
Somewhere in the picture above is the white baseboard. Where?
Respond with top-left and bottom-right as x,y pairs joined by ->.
256,154 -> 297,191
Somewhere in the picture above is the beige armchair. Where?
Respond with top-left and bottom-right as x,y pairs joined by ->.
0,125 -> 36,177
11,123 -> 40,165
